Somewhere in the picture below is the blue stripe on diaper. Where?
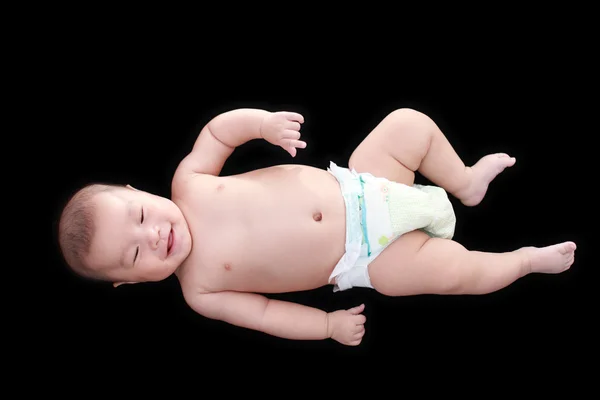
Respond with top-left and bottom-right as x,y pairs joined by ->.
358,176 -> 371,256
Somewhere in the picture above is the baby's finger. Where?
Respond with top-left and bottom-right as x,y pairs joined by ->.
285,121 -> 301,132
283,129 -> 301,140
354,314 -> 367,325
285,146 -> 297,158
283,139 -> 306,149
347,303 -> 365,315
353,324 -> 365,334
282,111 -> 304,123
354,329 -> 365,339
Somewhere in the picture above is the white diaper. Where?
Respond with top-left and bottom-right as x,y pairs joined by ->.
327,162 -> 456,292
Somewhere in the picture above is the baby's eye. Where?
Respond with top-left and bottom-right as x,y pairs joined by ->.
140,207 -> 144,224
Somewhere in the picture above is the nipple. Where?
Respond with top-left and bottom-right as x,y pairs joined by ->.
313,212 -> 322,222
224,263 -> 232,271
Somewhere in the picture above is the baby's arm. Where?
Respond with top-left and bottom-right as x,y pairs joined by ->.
204,108 -> 270,148
178,109 -> 269,176
177,108 -> 304,176
188,290 -> 329,340
186,290 -> 366,345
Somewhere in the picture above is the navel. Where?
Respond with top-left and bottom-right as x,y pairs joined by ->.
313,212 -> 323,222
224,263 -> 232,271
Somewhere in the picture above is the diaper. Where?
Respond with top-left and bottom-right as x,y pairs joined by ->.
327,161 -> 456,292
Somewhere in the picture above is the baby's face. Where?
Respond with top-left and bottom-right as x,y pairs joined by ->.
86,186 -> 192,284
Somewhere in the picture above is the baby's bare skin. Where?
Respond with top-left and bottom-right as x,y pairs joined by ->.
175,164 -> 347,295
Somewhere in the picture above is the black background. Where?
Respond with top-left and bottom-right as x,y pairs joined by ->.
20,15 -> 594,371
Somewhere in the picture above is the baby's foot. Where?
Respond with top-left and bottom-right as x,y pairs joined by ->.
457,153 -> 516,206
519,241 -> 577,274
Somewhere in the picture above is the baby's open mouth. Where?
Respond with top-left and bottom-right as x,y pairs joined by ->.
167,228 -> 174,254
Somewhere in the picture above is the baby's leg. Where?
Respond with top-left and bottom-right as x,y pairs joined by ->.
368,230 -> 576,296
349,108 -> 515,206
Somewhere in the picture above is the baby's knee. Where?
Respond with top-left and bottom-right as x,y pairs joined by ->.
387,108 -> 431,126
384,108 -> 435,152
436,265 -> 466,294
420,238 -> 470,294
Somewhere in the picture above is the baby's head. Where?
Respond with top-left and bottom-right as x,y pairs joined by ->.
58,183 -> 192,286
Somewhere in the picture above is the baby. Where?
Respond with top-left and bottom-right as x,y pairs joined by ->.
58,108 -> 576,346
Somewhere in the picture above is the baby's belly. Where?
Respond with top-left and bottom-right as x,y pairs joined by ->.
233,212 -> 345,292
202,165 -> 347,293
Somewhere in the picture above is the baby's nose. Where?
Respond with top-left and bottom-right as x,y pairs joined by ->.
149,226 -> 162,249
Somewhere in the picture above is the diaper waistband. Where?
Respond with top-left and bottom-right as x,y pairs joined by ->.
327,162 -> 366,291
327,161 -> 362,195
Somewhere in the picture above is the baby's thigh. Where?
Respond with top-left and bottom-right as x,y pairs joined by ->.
368,230 -> 465,296
348,119 -> 415,186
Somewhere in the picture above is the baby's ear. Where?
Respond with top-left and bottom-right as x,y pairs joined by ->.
113,281 -> 137,288
126,184 -> 139,191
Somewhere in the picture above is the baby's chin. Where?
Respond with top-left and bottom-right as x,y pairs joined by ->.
156,250 -> 192,280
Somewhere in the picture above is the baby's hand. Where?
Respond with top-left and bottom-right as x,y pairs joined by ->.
328,304 -> 367,346
260,111 -> 307,157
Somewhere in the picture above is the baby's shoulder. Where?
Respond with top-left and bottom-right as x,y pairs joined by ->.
171,168 -> 219,197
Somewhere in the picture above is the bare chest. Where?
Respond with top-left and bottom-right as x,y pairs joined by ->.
178,165 -> 347,293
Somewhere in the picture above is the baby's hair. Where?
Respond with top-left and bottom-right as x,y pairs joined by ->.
58,183 -> 124,280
